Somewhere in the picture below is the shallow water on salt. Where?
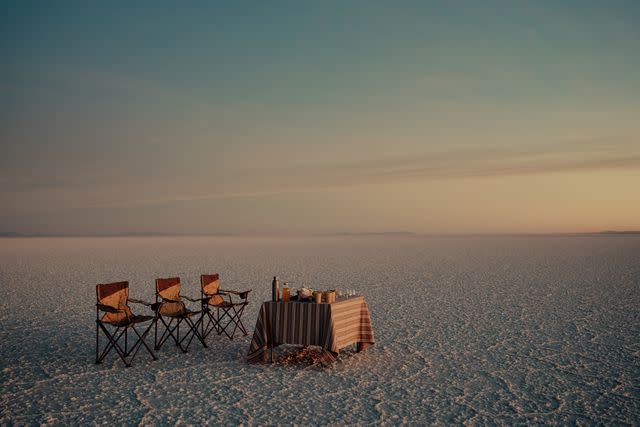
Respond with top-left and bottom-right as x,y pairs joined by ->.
1,236 -> 639,425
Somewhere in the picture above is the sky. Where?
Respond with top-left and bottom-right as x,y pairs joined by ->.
1,1 -> 639,235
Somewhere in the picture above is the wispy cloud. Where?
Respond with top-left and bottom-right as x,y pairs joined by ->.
369,154 -> 640,181
57,135 -> 640,210
353,136 -> 640,181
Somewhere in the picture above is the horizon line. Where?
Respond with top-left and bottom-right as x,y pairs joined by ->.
1,230 -> 639,238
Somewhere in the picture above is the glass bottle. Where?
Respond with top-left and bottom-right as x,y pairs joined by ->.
282,282 -> 290,302
272,276 -> 279,302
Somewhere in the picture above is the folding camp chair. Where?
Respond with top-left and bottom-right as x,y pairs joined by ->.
200,274 -> 251,340
154,277 -> 207,353
95,281 -> 157,367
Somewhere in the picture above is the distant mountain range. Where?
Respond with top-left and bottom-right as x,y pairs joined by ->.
322,231 -> 417,237
0,231 -> 175,237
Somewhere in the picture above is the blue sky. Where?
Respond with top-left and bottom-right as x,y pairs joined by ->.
1,1 -> 639,234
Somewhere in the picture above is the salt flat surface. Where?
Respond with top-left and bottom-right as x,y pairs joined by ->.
0,236 -> 639,425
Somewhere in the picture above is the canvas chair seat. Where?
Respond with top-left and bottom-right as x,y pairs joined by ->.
103,314 -> 155,327
158,301 -> 200,318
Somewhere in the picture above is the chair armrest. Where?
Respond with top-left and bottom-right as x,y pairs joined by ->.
202,291 -> 228,299
96,303 -> 123,313
129,298 -> 161,312
220,289 -> 251,299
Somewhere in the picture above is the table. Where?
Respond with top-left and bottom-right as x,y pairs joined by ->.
246,296 -> 375,363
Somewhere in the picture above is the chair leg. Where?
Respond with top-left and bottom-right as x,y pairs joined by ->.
155,317 -> 165,350
97,324 -> 130,366
155,316 -> 171,349
201,309 -> 222,340
201,307 -> 206,338
228,304 -> 248,338
175,316 -> 207,351
216,304 -> 248,340
156,317 -> 184,351
96,321 -> 158,367
229,305 -> 248,336
180,321 -> 193,349
157,316 -> 197,353
154,315 -> 158,350
95,320 -> 99,364
127,322 -> 157,364
228,310 -> 240,339
165,318 -> 188,353
141,319 -> 158,360
238,305 -> 248,335
198,304 -> 246,341
97,325 -> 122,363
217,307 -> 236,339
189,316 -> 208,348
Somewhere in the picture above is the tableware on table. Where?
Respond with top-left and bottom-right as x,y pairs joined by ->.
323,290 -> 336,303
298,287 -> 313,301
282,284 -> 290,302
313,291 -> 323,304
272,276 -> 279,302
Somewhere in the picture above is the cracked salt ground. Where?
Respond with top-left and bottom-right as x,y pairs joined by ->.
1,236 -> 639,424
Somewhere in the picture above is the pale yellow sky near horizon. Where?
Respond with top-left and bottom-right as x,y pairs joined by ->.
3,142 -> 639,235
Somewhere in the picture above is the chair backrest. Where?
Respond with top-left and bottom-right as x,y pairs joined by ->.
201,274 -> 224,305
96,281 -> 133,324
156,277 -> 181,301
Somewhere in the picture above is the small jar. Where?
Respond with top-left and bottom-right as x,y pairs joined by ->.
282,284 -> 291,302
328,290 -> 336,303
322,291 -> 330,303
313,291 -> 323,304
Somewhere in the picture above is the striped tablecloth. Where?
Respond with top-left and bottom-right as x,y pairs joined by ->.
246,296 -> 375,363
